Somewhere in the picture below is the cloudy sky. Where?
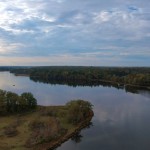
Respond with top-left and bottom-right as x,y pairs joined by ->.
0,0 -> 150,66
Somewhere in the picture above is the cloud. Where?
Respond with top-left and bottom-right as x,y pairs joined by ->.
0,50 -> 149,66
0,0 -> 149,66
94,11 -> 111,23
0,54 -> 120,66
0,39 -> 24,55
93,8 -> 150,40
0,0 -> 56,34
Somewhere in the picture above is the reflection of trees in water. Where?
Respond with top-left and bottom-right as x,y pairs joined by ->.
71,132 -> 83,143
31,76 -> 150,94
138,90 -> 150,99
85,122 -> 93,129
125,85 -> 150,94
125,86 -> 139,94
71,122 -> 93,144
31,77 -> 120,88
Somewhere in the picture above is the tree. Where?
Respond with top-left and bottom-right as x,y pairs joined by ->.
21,92 -> 37,109
0,90 -> 37,115
0,90 -> 6,115
66,100 -> 93,125
6,92 -> 19,113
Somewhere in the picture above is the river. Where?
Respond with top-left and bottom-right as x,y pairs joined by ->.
0,72 -> 150,150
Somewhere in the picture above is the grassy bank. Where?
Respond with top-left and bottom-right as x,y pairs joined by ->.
0,101 -> 93,150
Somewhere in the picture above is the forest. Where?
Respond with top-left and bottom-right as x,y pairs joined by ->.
8,66 -> 150,87
0,90 -> 37,115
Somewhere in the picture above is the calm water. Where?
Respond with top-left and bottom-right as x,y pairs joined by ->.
0,72 -> 150,150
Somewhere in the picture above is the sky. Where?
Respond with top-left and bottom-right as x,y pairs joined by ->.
0,0 -> 150,66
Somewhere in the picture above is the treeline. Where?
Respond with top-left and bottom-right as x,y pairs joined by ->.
0,66 -> 30,72
0,90 -> 37,115
0,66 -> 14,71
10,66 -> 150,87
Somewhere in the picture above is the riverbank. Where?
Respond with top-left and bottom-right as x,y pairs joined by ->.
15,74 -> 29,77
95,79 -> 150,90
33,111 -> 93,150
13,72 -> 150,90
9,66 -> 150,89
0,101 -> 93,150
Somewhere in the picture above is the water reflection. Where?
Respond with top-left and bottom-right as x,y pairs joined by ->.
0,72 -> 150,150
71,122 -> 93,144
138,90 -> 150,99
71,132 -> 83,144
30,76 -> 150,94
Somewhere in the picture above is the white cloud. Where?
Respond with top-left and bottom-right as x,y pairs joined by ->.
41,14 -> 56,22
0,53 -> 120,66
92,9 -> 150,40
53,0 -> 65,3
94,11 -> 111,23
1,49 -> 149,66
0,0 -> 56,34
0,0 -> 149,66
0,39 -> 24,55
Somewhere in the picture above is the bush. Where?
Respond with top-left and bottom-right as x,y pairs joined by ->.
66,100 -> 93,125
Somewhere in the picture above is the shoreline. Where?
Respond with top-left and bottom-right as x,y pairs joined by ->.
32,111 -> 94,150
0,101 -> 94,150
96,79 -> 150,90
14,73 -> 150,90
14,74 -> 30,77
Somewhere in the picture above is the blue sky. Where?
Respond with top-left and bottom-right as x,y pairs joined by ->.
0,0 -> 150,66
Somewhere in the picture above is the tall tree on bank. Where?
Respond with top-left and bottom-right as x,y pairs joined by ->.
0,90 -> 37,115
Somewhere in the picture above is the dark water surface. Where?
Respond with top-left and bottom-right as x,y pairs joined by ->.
0,72 -> 150,150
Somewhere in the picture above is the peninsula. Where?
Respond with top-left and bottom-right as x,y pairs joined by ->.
0,90 -> 93,150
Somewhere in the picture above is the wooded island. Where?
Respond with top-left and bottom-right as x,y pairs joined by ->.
8,66 -> 150,87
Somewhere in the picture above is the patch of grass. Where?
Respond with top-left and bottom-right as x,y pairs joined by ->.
0,100 -> 93,150
0,106 -> 70,150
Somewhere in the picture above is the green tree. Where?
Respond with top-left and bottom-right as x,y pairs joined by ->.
0,90 -> 6,114
6,92 -> 18,113
0,89 -> 37,115
66,100 -> 93,125
21,92 -> 37,109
